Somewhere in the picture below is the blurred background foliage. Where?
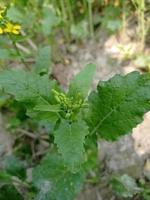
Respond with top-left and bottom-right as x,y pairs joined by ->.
0,0 -> 149,70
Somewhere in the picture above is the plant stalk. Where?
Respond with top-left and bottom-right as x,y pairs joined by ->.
88,0 -> 94,38
13,41 -> 29,69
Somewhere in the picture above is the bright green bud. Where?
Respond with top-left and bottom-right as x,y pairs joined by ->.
65,112 -> 71,119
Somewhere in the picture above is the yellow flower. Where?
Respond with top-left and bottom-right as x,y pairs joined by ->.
0,27 -> 3,34
4,22 -> 21,34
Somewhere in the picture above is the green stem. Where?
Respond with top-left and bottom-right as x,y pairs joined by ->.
59,0 -> 70,41
88,0 -> 94,38
132,0 -> 146,50
11,39 -> 30,69
140,0 -> 145,50
10,35 -> 30,69
122,0 -> 126,35
83,0 -> 88,14
60,0 -> 67,23
66,0 -> 74,25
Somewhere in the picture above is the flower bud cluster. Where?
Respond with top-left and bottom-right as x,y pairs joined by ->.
52,89 -> 87,120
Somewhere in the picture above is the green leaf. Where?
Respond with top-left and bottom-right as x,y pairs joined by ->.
0,94 -> 10,108
70,20 -> 89,39
110,174 -> 141,198
0,69 -> 56,103
0,171 -> 12,184
42,7 -> 60,36
27,97 -> 59,127
34,104 -> 60,112
68,63 -> 96,99
33,46 -> 51,74
88,72 -> 150,140
0,49 -> 11,60
7,6 -> 23,23
0,185 -> 23,200
0,48 -> 22,60
27,108 -> 58,125
32,152 -> 85,200
106,19 -> 122,32
4,155 -> 26,180
54,120 -> 89,172
101,5 -> 122,33
0,47 -> 24,60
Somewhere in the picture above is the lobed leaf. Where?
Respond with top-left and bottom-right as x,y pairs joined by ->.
88,72 -> 150,140
0,69 -> 56,103
0,69 -> 58,125
32,152 -> 85,200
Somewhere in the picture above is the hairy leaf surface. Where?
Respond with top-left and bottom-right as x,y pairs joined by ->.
0,70 -> 58,124
54,120 -> 89,172
33,152 -> 85,200
88,72 -> 150,140
0,69 -> 56,102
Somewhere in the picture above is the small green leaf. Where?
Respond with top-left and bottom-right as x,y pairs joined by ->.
34,98 -> 60,113
33,46 -> 51,74
101,5 -> 122,33
0,185 -> 23,200
106,19 -> 122,32
27,108 -> 58,129
42,7 -> 60,36
7,6 -> 23,23
4,155 -> 26,180
32,152 -> 85,200
0,49 -> 11,60
54,119 -> 89,172
28,97 -> 59,127
88,72 -> 150,140
68,63 -> 96,99
34,104 -> 60,112
70,20 -> 89,39
0,171 -> 12,184
110,174 -> 141,198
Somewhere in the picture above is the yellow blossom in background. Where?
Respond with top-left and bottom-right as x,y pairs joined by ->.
0,27 -> 3,34
0,7 -> 6,20
4,22 -> 21,34
0,6 -> 21,35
